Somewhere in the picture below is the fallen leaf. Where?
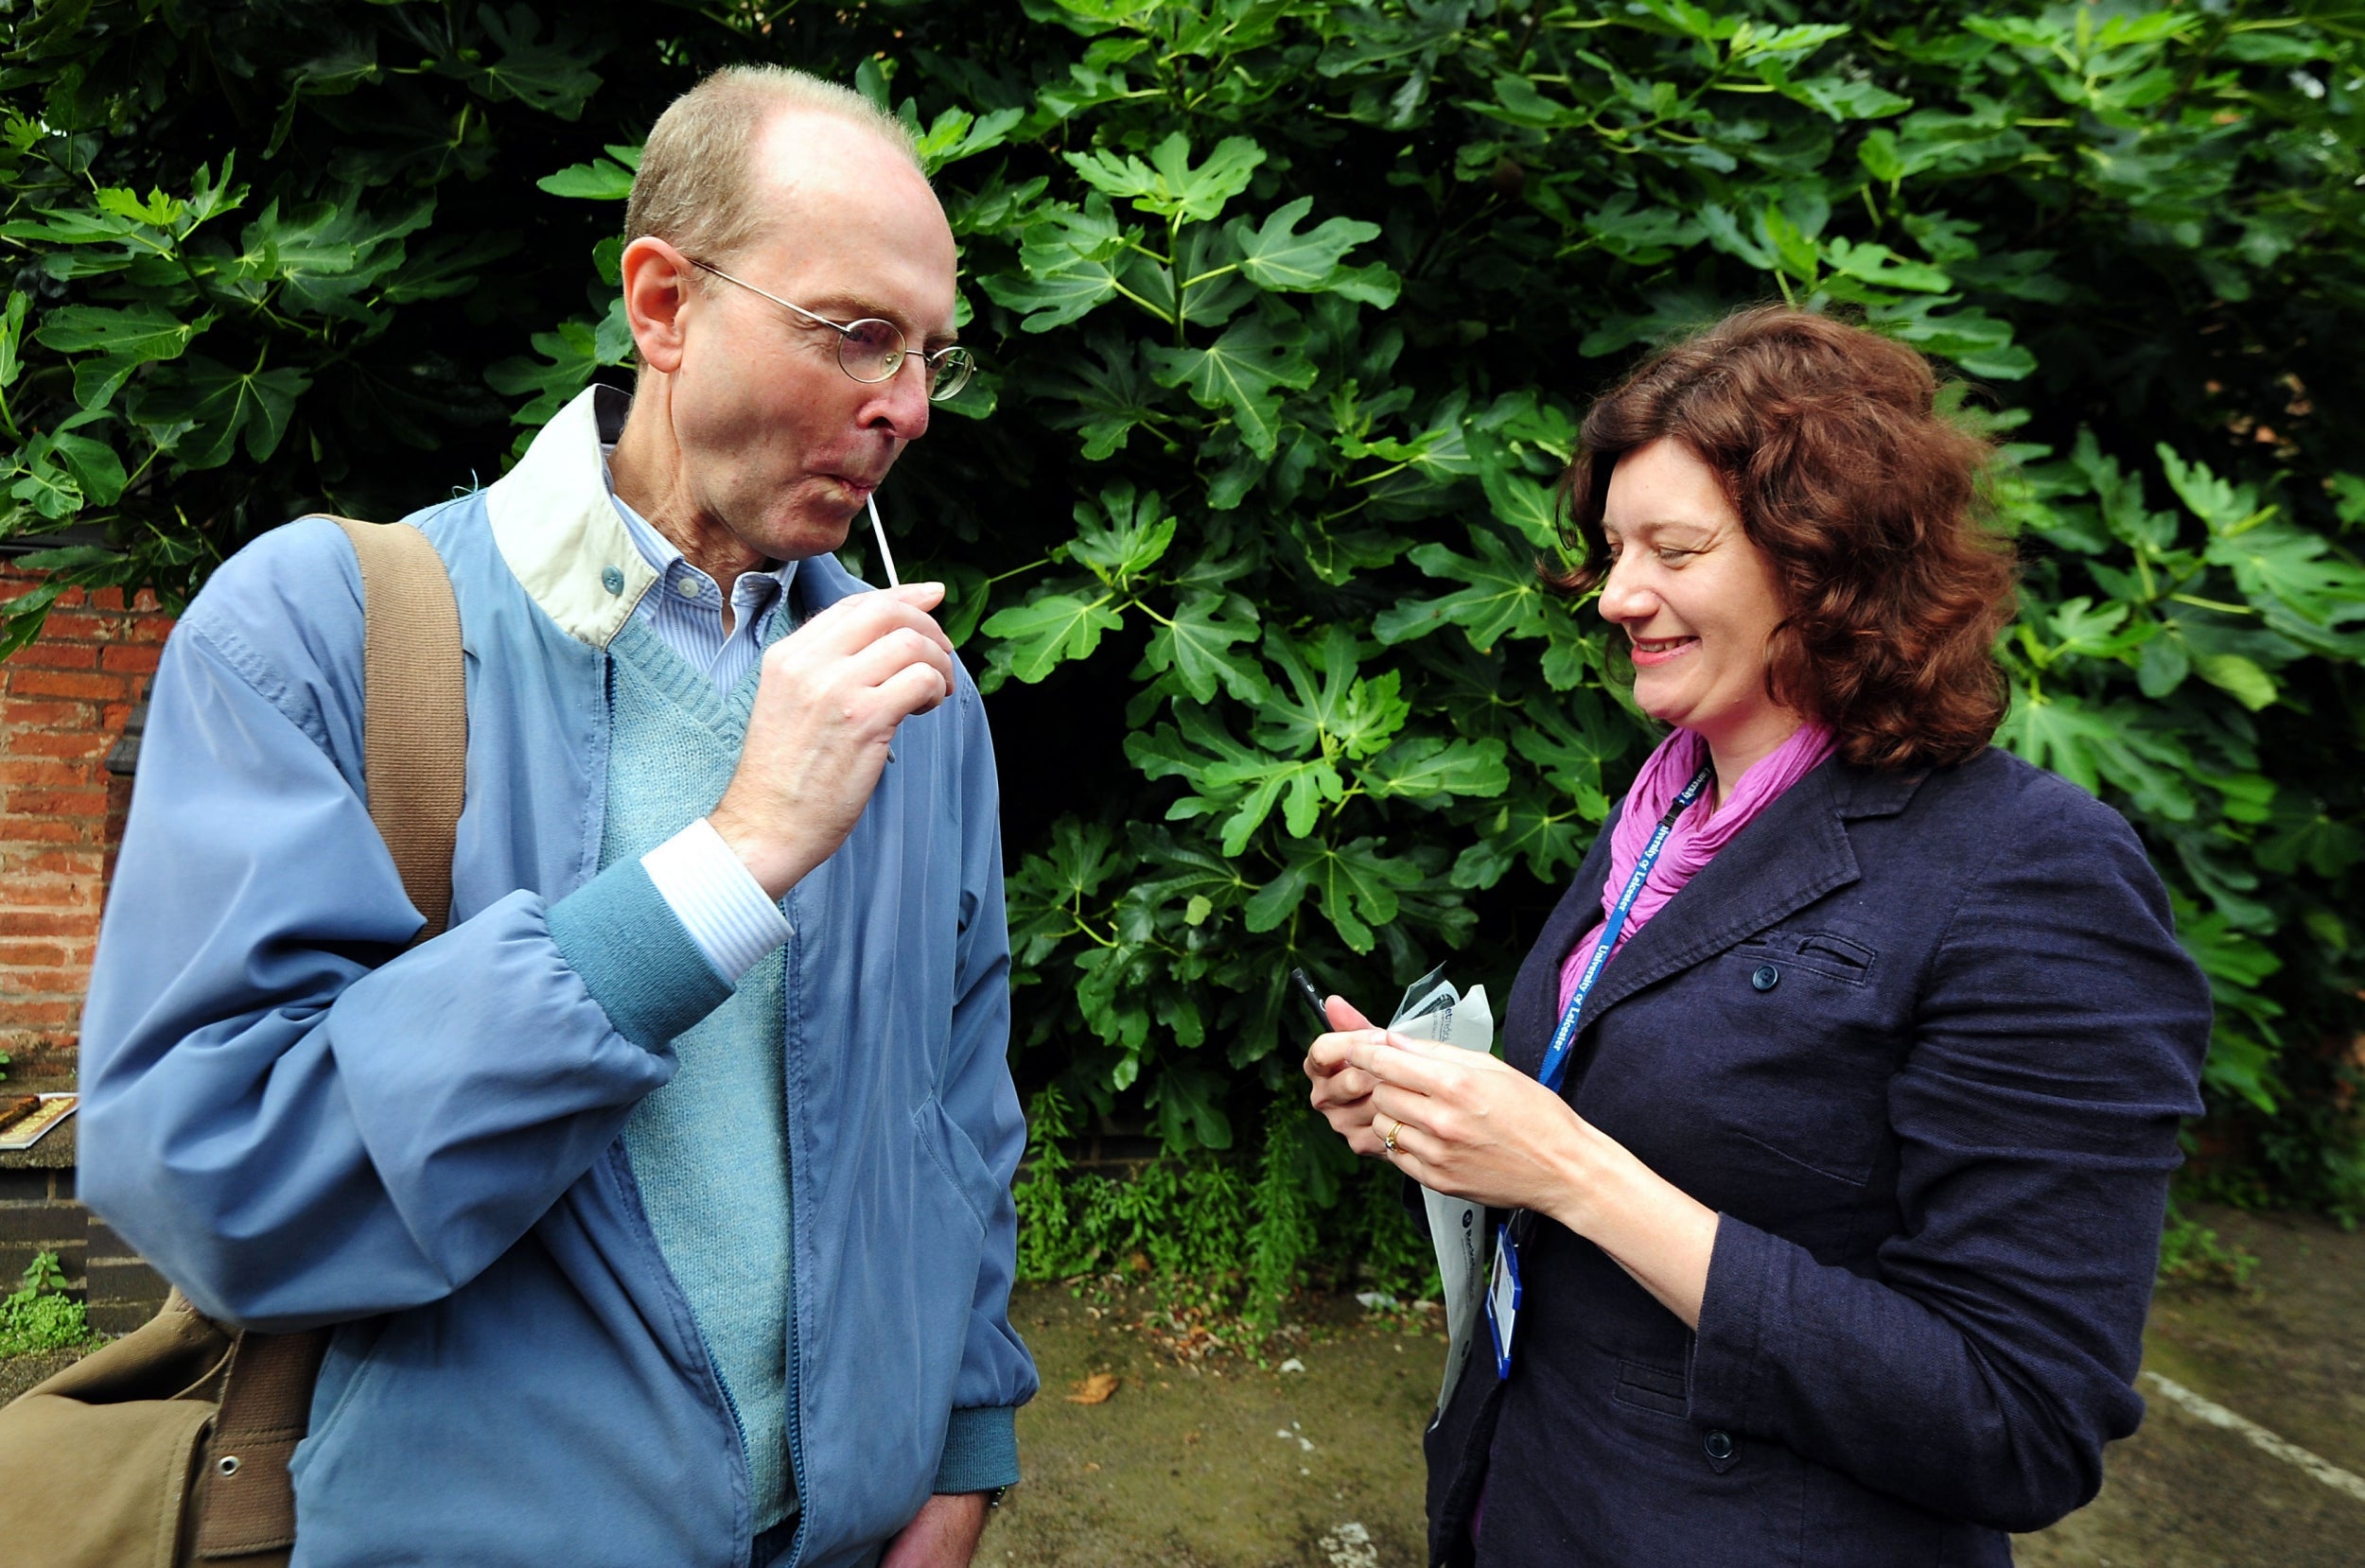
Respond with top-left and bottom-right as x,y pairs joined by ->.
1083,1461 -> 1101,1472
1066,1372 -> 1121,1405
1183,1431 -> 1201,1445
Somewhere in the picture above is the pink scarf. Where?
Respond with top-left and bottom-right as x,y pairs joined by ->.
1556,722 -> 1838,1015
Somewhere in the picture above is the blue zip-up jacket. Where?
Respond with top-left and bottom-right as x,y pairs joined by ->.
79,385 -> 1037,1568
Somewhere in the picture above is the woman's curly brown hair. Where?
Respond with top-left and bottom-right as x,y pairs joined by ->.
1548,305 -> 2018,772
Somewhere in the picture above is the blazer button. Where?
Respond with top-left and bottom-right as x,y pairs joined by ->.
1750,964 -> 1779,992
1704,1430 -> 1735,1461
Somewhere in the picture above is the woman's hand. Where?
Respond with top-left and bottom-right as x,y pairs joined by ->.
1305,1007 -> 1582,1203
1303,996 -> 1389,1154
1321,1031 -> 1599,1218
1321,1030 -> 1723,1330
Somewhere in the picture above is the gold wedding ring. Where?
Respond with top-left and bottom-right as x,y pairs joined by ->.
1381,1114 -> 1400,1154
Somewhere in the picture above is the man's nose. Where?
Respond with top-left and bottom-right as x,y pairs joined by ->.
861,355 -> 934,443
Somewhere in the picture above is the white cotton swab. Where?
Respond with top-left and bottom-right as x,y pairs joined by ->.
868,492 -> 905,767
867,494 -> 901,588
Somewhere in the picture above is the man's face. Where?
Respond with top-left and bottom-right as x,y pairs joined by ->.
661,113 -> 958,563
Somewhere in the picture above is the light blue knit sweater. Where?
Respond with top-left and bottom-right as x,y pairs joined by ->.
601,614 -> 798,1531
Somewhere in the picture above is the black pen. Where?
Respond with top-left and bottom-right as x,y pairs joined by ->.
1288,967 -> 1332,1031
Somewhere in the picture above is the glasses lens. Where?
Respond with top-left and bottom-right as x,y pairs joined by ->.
838,320 -> 903,383
926,348 -> 975,402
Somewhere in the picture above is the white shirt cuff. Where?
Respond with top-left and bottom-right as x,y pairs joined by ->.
639,818 -> 794,984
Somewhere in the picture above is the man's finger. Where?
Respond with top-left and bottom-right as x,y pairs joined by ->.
799,591 -> 955,658
843,625 -> 958,694
875,659 -> 954,720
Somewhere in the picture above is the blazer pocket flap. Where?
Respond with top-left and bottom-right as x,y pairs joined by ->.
1612,1358 -> 1689,1419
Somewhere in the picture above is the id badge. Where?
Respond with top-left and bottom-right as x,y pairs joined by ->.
1483,1222 -> 1521,1380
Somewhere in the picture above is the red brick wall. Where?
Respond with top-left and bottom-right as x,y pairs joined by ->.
0,567 -> 172,1075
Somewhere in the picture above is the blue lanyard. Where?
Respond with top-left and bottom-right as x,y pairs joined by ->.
1535,762 -> 1715,1094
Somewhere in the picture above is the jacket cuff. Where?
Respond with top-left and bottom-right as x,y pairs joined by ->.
547,859 -> 733,1050
639,817 -> 794,983
933,1405 -> 1020,1493
1687,1212 -> 1774,1432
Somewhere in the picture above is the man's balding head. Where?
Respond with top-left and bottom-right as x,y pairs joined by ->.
607,64 -> 959,573
626,65 -> 924,267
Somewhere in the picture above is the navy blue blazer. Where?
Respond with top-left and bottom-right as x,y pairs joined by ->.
1424,748 -> 2210,1567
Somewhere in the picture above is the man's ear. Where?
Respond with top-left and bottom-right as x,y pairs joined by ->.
620,236 -> 695,375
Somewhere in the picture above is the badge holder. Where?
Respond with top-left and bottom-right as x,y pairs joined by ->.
1484,1222 -> 1521,1380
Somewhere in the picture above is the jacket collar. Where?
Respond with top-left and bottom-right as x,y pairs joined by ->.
485,384 -> 868,647
1562,754 -> 1928,1037
485,385 -> 654,648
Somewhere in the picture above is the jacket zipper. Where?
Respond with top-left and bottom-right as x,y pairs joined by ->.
780,894 -> 808,1567
610,1143 -> 761,1560
696,1321 -> 752,1474
780,1246 -> 806,1564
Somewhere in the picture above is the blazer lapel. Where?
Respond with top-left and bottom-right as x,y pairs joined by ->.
1569,758 -> 1922,1037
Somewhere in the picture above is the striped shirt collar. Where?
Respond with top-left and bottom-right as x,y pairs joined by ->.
602,448 -> 797,692
600,448 -> 798,609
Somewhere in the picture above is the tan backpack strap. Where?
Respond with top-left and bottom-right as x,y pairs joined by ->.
326,515 -> 468,940
186,516 -> 466,1559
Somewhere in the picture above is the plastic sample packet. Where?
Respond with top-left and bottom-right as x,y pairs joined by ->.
1387,966 -> 1495,1421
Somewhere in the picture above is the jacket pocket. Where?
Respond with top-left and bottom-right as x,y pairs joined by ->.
1734,928 -> 1877,987
1703,933 -> 1898,1191
1611,1358 -> 1690,1419
911,1096 -> 992,1240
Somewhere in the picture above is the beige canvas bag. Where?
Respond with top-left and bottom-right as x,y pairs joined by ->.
0,517 -> 465,1567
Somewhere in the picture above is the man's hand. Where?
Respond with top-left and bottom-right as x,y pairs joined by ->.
709,583 -> 958,899
880,1491 -> 990,1568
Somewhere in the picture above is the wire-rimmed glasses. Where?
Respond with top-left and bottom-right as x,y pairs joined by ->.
688,257 -> 975,402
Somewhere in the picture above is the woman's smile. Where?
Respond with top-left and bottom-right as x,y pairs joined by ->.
1628,634 -> 1699,667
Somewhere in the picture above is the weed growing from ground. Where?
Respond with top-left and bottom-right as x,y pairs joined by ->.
1015,1086 -> 1442,1362
2157,1204 -> 2263,1293
0,1251 -> 95,1358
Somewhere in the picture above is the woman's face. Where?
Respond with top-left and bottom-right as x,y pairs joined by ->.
1596,439 -> 1797,766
